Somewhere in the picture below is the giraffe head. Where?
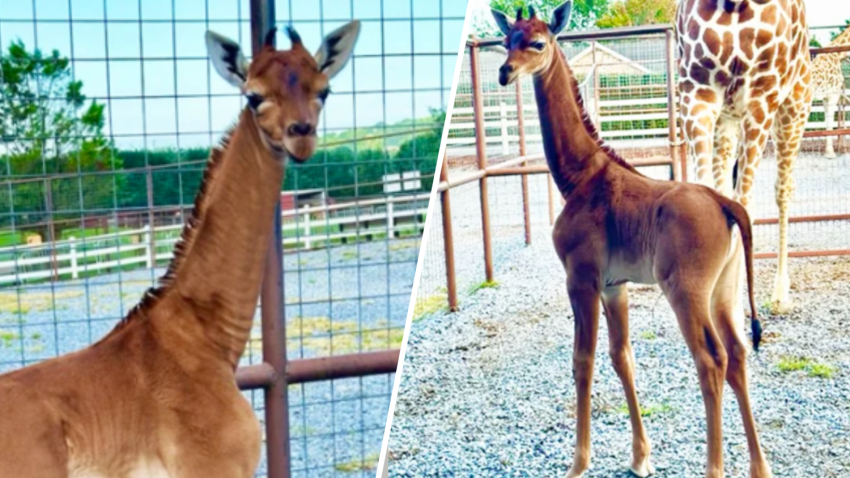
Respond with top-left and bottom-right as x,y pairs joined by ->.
491,1 -> 572,86
205,22 -> 360,162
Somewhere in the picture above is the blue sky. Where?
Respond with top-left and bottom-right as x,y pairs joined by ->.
0,0 -> 469,149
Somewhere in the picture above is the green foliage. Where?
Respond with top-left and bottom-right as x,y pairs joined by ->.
830,19 -> 850,42
479,0 -> 610,37
596,0 -> 676,28
0,40 -> 121,232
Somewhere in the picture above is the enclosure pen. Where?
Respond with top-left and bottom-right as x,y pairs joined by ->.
413,24 -> 850,316
0,0 -> 465,476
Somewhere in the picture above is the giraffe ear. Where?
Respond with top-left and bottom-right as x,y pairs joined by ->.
549,1 -> 573,35
314,20 -> 361,79
205,31 -> 248,89
491,8 -> 514,36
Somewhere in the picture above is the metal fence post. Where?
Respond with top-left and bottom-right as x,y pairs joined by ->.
251,1 -> 290,477
439,158 -> 458,311
515,80 -> 531,245
665,28 -> 682,182
469,40 -> 494,282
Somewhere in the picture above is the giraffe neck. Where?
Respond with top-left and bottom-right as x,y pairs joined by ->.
166,108 -> 284,368
532,46 -> 607,197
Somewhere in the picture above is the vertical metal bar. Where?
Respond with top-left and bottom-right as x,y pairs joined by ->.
515,81 -> 531,245
665,28 -> 682,182
548,175 -> 555,225
439,158 -> 458,311
469,42 -> 494,281
251,1 -> 289,478
146,167 -> 156,267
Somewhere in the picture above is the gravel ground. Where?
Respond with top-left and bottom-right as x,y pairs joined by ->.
0,238 -> 418,478
389,235 -> 850,477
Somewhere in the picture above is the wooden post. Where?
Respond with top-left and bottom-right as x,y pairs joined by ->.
146,166 -> 157,267
302,205 -> 312,249
515,80 -> 531,245
69,236 -> 79,279
387,199 -> 395,238
469,41 -> 494,282
143,225 -> 153,269
440,159 -> 458,311
665,28 -> 682,182
592,41 -> 602,129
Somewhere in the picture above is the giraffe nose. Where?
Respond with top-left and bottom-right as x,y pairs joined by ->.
499,64 -> 514,86
287,122 -> 315,137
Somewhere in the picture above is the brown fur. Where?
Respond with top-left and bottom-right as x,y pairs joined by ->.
494,7 -> 767,478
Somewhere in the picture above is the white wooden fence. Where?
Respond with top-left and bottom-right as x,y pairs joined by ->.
447,90 -> 850,157
0,193 -> 428,285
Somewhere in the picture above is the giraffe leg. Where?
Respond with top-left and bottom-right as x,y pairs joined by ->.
769,91 -> 811,310
711,238 -> 772,478
680,83 -> 722,188
601,285 -> 654,477
824,94 -> 839,159
565,272 -> 601,478
713,115 -> 742,199
661,284 -> 727,478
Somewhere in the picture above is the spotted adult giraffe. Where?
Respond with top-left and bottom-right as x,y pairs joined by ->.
813,24 -> 850,158
676,0 -> 813,312
0,23 -> 359,478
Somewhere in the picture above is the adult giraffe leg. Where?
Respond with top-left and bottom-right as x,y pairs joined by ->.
768,89 -> 811,310
823,94 -> 839,159
713,115 -> 742,199
565,272 -> 601,478
601,285 -> 654,477
680,82 -> 723,188
711,239 -> 772,478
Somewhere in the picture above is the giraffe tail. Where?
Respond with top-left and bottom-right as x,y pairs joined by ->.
716,193 -> 761,351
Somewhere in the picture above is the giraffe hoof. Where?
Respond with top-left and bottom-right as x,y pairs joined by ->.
566,464 -> 588,478
630,460 -> 656,477
825,152 -> 837,159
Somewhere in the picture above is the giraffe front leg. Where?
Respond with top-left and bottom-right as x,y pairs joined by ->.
769,90 -> 811,312
824,95 -> 838,159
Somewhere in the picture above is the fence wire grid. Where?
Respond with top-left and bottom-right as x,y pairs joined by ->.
0,0 -> 467,476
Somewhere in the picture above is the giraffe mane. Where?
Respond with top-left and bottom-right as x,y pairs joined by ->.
100,121 -> 238,337
557,48 -> 640,175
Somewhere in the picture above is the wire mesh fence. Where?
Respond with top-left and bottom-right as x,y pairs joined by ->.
0,0 -> 466,476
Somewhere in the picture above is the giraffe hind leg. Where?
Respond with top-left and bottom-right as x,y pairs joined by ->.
769,86 -> 812,310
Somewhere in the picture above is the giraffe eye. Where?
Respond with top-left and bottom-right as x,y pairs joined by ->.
529,41 -> 546,51
246,93 -> 264,110
317,87 -> 330,103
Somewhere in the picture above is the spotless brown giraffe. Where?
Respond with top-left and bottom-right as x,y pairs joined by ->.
492,3 -> 769,478
812,24 -> 850,159
676,0 -> 814,312
0,22 -> 359,478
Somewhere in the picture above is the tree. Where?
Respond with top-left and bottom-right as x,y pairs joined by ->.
0,40 -> 121,233
475,0 -> 610,37
595,0 -> 677,28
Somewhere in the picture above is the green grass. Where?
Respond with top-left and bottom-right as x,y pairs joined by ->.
807,363 -> 839,379
0,329 -> 19,348
639,330 -> 657,340
469,280 -> 499,294
777,356 -> 814,373
777,356 -> 839,378
616,402 -> 674,417
334,453 -> 380,473
413,293 -> 447,321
